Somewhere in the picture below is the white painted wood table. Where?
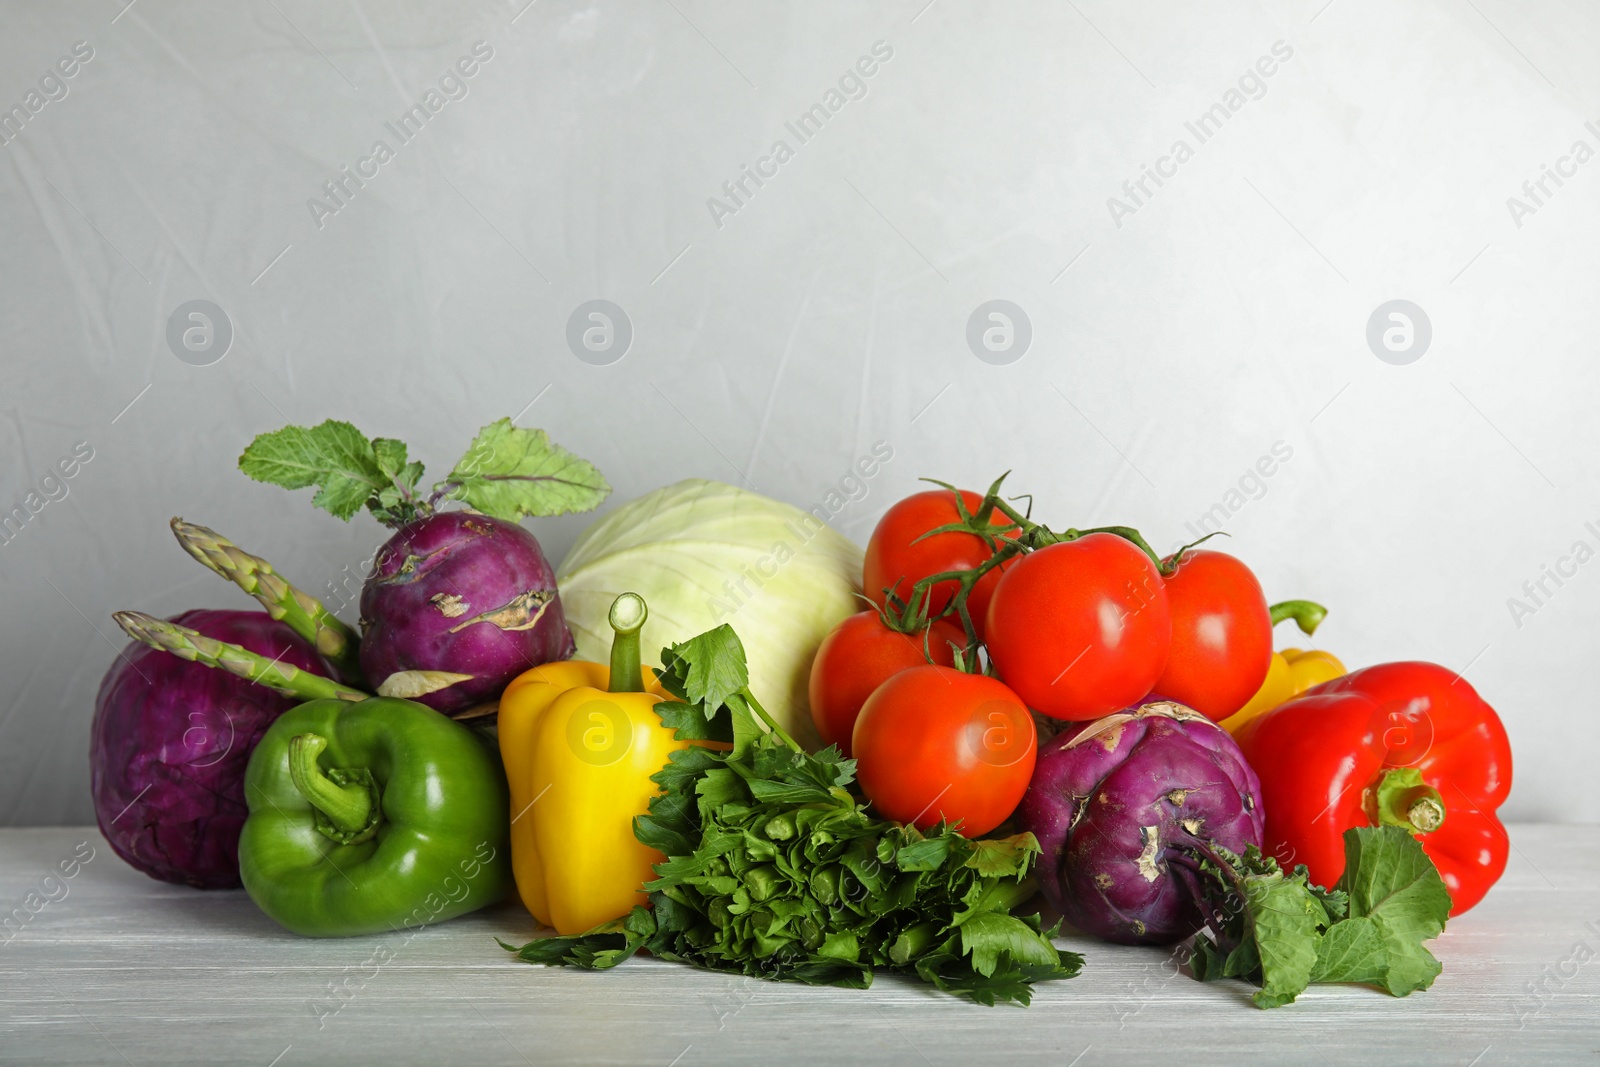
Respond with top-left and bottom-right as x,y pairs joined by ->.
2,825 -> 1595,1066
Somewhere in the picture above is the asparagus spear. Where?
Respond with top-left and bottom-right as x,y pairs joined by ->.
169,518 -> 364,685
111,611 -> 498,723
112,611 -> 368,703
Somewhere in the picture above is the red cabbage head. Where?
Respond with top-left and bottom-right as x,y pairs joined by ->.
90,609 -> 329,888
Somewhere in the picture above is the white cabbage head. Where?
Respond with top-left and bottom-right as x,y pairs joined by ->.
557,479 -> 864,749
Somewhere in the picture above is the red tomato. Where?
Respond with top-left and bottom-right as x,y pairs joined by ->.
984,533 -> 1170,721
1153,550 -> 1272,721
808,611 -> 964,756
863,489 -> 1016,639
852,666 -> 1036,837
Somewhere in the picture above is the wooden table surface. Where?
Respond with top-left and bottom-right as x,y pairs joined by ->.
1,825 -> 1595,1066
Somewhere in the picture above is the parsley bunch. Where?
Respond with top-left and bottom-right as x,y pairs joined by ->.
502,625 -> 1082,1006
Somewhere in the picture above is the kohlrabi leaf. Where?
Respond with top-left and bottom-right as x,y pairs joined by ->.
240,418 -> 607,528
1310,914 -> 1390,986
239,420 -> 392,521
1331,826 -> 1450,995
439,419 -> 610,520
1184,827 -> 1451,1008
1241,868 -> 1326,1008
240,421 -> 429,524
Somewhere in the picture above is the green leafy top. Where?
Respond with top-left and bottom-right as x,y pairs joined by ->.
238,418 -> 609,526
1186,826 -> 1452,1008
503,623 -> 1082,1006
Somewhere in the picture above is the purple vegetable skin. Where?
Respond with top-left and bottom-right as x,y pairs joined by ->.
90,609 -> 330,888
359,512 -> 574,712
1019,701 -> 1264,945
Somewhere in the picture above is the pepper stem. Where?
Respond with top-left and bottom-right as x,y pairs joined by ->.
1367,767 -> 1446,834
288,733 -> 381,844
607,593 -> 647,694
1269,600 -> 1328,636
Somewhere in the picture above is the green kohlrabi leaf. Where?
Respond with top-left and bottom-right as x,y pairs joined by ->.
238,420 -> 395,521
1183,827 -> 1451,1008
1310,914 -> 1390,987
1241,868 -> 1327,1009
1329,826 -> 1451,995
440,418 -> 610,520
240,418 -> 606,528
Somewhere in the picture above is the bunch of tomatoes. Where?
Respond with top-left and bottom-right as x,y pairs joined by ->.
808,484 -> 1279,837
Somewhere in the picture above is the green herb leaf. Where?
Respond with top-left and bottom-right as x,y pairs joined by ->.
502,623 -> 1081,1006
966,834 -> 1042,878
653,701 -> 733,744
439,418 -> 610,520
960,912 -> 1064,978
657,625 -> 750,713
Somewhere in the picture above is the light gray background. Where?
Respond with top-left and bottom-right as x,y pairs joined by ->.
1,0 -> 1594,826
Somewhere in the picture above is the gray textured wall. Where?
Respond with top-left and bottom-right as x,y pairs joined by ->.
2,0 -> 1595,825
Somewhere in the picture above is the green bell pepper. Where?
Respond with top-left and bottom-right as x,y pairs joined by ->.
239,696 -> 513,937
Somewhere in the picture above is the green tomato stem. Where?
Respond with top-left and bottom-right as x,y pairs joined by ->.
287,733 -> 381,844
606,593 -> 648,694
1268,600 -> 1328,636
891,478 -> 1168,658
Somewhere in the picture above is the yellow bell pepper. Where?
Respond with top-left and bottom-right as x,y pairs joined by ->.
1222,600 -> 1346,735
497,593 -> 689,934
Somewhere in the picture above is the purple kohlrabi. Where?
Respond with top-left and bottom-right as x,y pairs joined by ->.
1019,700 -> 1264,945
90,609 -> 330,888
358,511 -> 575,712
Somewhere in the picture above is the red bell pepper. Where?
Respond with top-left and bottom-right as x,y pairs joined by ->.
1232,661 -> 1512,915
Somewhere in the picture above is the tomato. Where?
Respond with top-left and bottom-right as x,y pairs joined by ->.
1153,550 -> 1272,721
984,533 -> 1170,721
852,666 -> 1036,837
807,611 -> 965,756
863,489 -> 1015,639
